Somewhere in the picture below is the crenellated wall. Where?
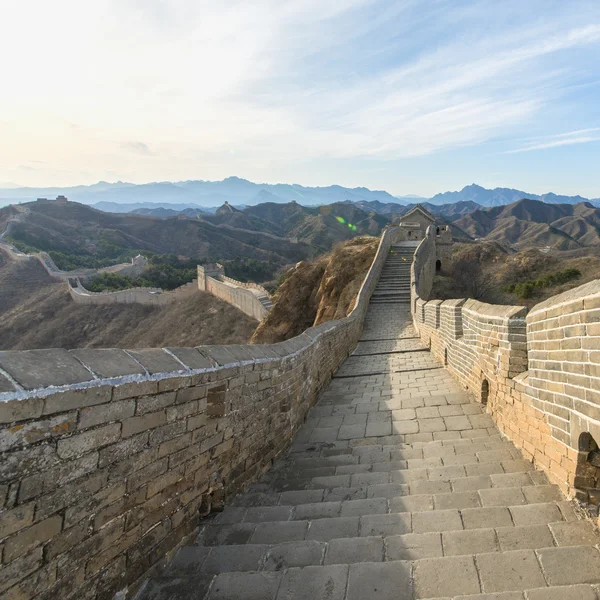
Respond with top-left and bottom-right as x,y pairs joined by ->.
197,264 -> 272,321
411,226 -> 600,512
0,227 -> 399,600
69,278 -> 199,306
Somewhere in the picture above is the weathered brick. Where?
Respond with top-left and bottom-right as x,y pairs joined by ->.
98,432 -> 149,468
158,432 -> 192,459
176,385 -> 207,404
126,458 -> 168,493
136,392 -> 176,416
112,380 -> 158,402
158,376 -> 192,393
64,483 -> 126,528
0,502 -> 35,539
57,424 -> 121,459
121,411 -> 166,438
19,452 -> 99,502
146,466 -> 186,498
187,412 -> 208,431
78,399 -> 135,429
148,421 -> 187,446
200,432 -> 224,453
3,559 -> 57,598
0,443 -> 59,482
45,520 -> 89,560
0,547 -> 43,593
43,386 -> 112,416
34,471 -> 106,521
0,412 -> 76,452
0,397 -> 44,425
3,515 -> 63,562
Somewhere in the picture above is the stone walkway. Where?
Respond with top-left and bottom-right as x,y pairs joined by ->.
140,248 -> 600,600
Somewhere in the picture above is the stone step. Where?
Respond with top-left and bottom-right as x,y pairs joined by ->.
197,501 -> 577,549
222,484 -> 563,520
163,522 -> 598,578
281,440 -> 522,468
140,545 -> 600,599
233,477 -> 556,509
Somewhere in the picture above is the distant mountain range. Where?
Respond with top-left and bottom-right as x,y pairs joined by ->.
427,183 -> 596,207
0,178 -> 597,210
454,199 -> 600,250
0,177 -> 403,210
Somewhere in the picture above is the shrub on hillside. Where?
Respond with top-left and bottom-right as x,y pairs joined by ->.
504,267 -> 581,299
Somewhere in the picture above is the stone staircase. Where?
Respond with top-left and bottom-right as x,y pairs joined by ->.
369,244 -> 414,305
137,245 -> 600,600
259,296 -> 274,311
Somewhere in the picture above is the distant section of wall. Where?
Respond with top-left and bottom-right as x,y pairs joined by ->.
0,229 -> 148,282
36,252 -> 149,281
69,278 -> 198,306
219,274 -> 270,297
198,264 -> 273,320
411,232 -> 600,512
0,227 -> 399,600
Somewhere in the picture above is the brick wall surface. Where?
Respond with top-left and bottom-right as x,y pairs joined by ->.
0,227 -> 399,599
411,235 -> 600,509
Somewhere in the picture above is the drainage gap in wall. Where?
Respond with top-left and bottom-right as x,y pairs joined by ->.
575,432 -> 600,516
481,379 -> 489,405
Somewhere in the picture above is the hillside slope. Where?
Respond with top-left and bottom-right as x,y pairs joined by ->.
0,199 -> 311,265
432,242 -> 600,308
0,252 -> 256,350
454,199 -> 600,249
251,237 -> 379,344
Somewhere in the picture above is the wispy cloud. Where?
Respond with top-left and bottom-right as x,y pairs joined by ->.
506,128 -> 600,153
0,0 -> 599,190
121,141 -> 153,156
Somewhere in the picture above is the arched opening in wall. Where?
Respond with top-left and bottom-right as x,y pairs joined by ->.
444,348 -> 448,366
408,231 -> 412,239
481,379 -> 489,405
436,227 -> 440,235
435,260 -> 442,272
575,433 -> 600,512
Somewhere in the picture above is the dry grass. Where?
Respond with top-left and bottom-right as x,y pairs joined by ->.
0,251 -> 257,350
433,242 -> 600,309
251,236 -> 378,344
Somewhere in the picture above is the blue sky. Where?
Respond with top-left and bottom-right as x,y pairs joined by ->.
1,0 -> 599,197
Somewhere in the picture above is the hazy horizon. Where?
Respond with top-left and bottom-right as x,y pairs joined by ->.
2,1 -> 599,197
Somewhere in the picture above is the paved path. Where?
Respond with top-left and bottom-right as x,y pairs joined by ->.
140,246 -> 600,600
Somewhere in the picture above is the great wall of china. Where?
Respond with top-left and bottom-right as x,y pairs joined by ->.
1,211 -> 272,317
1,224 -> 600,599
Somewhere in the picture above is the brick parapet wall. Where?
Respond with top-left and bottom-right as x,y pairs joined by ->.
218,274 -> 270,297
68,279 -> 199,306
410,236 -> 600,505
0,227 -> 399,600
204,276 -> 269,321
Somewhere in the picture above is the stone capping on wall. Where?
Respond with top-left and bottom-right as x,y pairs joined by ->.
0,227 -> 398,600
410,230 -> 600,512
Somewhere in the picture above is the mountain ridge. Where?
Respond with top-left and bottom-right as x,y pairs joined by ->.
1,179 -> 597,209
